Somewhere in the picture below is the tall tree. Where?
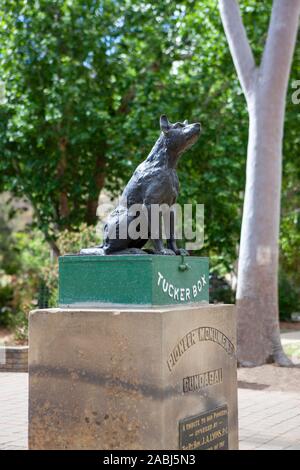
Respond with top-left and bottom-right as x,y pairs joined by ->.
0,0 -> 250,265
0,0 -> 181,252
219,0 -> 300,365
1,0 -> 300,293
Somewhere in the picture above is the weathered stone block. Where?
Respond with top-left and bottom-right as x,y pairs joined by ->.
29,304 -> 238,450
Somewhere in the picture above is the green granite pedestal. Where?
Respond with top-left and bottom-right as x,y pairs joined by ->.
59,255 -> 209,307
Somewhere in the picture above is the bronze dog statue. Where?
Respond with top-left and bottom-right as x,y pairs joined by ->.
81,115 -> 201,256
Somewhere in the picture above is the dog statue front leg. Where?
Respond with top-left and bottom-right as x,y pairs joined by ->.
152,238 -> 175,256
146,204 -> 175,255
166,208 -> 189,256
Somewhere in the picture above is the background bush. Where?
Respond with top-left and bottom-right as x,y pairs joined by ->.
0,222 -> 100,341
0,0 -> 299,338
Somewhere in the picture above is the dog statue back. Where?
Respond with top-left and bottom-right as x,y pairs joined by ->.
81,115 -> 201,256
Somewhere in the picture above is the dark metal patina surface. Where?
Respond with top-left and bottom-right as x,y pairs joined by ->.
179,405 -> 229,450
81,115 -> 201,256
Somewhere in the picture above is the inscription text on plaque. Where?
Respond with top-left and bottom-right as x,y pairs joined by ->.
179,405 -> 228,450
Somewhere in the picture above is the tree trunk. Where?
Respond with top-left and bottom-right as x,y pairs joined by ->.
237,91 -> 287,365
219,0 -> 300,365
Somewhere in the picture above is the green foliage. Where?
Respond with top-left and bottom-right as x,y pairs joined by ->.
0,208 -> 20,327
0,225 -> 50,329
0,223 -> 99,338
279,272 -> 300,321
0,0 -> 299,318
280,95 -> 300,317
0,0 -> 261,269
0,276 -> 14,327
42,223 -> 101,308
0,0 -> 190,241
0,204 -> 20,274
209,273 -> 235,305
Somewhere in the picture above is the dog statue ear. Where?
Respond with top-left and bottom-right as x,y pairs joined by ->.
183,119 -> 188,125
160,115 -> 170,134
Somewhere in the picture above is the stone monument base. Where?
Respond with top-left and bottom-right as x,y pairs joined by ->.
29,304 -> 238,450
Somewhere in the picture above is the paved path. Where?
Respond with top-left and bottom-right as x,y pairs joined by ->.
281,331 -> 300,364
0,373 -> 300,450
281,330 -> 300,344
0,373 -> 27,450
238,388 -> 300,450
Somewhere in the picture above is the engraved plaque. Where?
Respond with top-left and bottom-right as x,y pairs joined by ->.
179,405 -> 228,450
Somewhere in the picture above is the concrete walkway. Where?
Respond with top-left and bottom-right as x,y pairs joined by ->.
239,388 -> 300,450
281,330 -> 300,344
0,372 -> 300,450
281,330 -> 300,364
0,373 -> 28,450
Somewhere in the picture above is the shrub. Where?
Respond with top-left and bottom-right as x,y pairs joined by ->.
209,272 -> 235,304
41,224 -> 101,307
279,272 -> 300,321
0,223 -> 101,340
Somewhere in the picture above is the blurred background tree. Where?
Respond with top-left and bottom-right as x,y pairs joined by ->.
0,0 -> 299,337
0,0 -> 246,262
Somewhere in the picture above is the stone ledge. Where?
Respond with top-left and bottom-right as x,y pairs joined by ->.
0,346 -> 28,372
